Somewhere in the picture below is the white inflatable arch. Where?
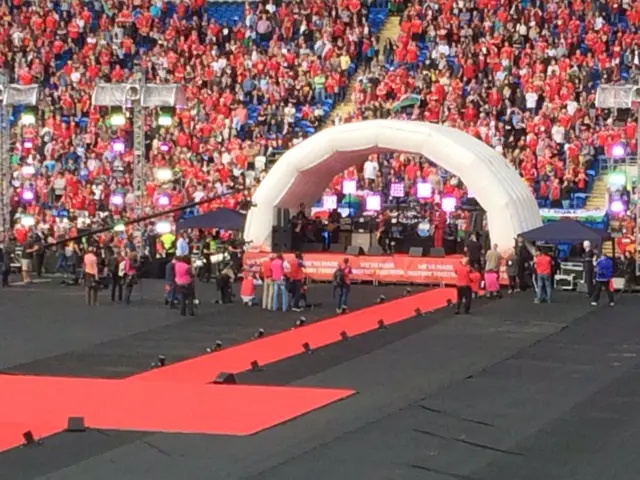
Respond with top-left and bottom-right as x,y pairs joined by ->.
244,120 -> 541,251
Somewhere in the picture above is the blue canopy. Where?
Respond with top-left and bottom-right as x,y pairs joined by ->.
176,208 -> 245,232
520,219 -> 610,245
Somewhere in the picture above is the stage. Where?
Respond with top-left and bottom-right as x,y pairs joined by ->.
244,251 -> 468,285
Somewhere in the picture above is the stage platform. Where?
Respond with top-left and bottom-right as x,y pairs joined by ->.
244,251 -> 466,284
4,280 -> 640,480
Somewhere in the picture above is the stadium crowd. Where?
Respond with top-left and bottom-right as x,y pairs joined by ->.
1,0 -> 639,249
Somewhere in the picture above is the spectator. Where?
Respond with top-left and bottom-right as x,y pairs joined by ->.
454,257 -> 472,314
83,246 -> 99,307
505,248 -> 519,294
271,253 -> 288,312
534,249 -> 553,304
334,257 -> 353,313
591,251 -> 615,307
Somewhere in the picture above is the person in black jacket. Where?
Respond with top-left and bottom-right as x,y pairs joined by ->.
516,236 -> 533,291
582,240 -> 595,297
622,250 -> 636,293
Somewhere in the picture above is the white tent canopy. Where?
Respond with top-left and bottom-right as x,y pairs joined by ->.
244,120 -> 541,251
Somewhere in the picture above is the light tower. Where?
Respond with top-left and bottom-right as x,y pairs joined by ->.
92,78 -> 186,245
595,83 -> 640,273
0,73 -> 39,241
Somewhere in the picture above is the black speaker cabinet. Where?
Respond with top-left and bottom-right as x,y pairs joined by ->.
367,245 -> 383,256
271,226 -> 292,252
429,247 -> 446,258
408,247 -> 424,257
301,243 -> 324,252
213,372 -> 237,385
346,245 -> 365,256
329,243 -> 345,253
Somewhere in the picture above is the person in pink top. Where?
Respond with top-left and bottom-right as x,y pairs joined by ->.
270,253 -> 289,311
174,256 -> 195,316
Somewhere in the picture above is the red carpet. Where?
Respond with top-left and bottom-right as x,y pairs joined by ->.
0,375 -> 354,447
0,287 -> 453,452
138,288 -> 455,383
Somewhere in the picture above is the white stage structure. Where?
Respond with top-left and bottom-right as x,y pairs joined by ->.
244,120 -> 541,251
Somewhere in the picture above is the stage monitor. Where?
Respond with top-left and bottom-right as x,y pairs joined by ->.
365,194 -> 382,211
342,179 -> 357,195
416,182 -> 433,199
390,182 -> 405,198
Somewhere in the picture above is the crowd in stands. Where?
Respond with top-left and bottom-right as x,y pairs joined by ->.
2,0 -> 640,248
4,0 -> 384,245
330,0 -> 639,212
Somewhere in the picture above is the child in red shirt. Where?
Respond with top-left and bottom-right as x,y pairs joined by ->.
240,270 -> 257,306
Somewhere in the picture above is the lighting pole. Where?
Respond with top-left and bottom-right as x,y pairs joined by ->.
595,83 -> 640,273
0,74 -> 39,241
92,79 -> 186,250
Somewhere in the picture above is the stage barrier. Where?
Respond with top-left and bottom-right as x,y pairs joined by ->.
243,252 -> 508,285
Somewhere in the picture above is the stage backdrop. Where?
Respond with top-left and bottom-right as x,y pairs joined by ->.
243,252 -> 508,285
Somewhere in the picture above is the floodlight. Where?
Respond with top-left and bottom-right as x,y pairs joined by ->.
21,165 -> 35,176
159,142 -> 171,152
390,182 -> 404,198
607,171 -> 626,188
155,193 -> 170,207
21,189 -> 34,202
22,138 -> 33,149
365,194 -> 382,211
416,182 -> 433,199
609,143 -> 627,159
322,194 -> 338,210
111,138 -> 126,153
113,222 -> 126,232
158,110 -> 173,127
610,200 -> 625,214
155,167 -> 173,183
110,111 -> 126,126
110,193 -> 124,206
20,215 -> 35,227
342,179 -> 357,195
442,196 -> 457,213
20,111 -> 36,125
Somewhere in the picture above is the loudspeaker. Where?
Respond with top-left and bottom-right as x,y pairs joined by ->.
67,417 -> 86,432
346,245 -> 365,256
408,247 -> 424,257
273,208 -> 290,228
23,431 -> 35,446
429,247 -> 446,258
351,232 -> 375,251
329,243 -> 345,253
301,243 -> 323,253
213,372 -> 237,385
271,226 -> 292,252
367,245 -> 383,255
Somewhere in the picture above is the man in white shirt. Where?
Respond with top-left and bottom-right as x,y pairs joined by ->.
363,157 -> 379,189
176,233 -> 190,257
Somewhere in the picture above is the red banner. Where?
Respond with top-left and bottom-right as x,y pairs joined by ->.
243,252 -> 506,285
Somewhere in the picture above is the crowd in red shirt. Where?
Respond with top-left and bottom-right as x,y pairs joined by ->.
3,0 -> 640,246
329,0 -> 639,211
5,0 -> 377,242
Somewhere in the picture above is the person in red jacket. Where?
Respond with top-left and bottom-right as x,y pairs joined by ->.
454,257 -> 472,314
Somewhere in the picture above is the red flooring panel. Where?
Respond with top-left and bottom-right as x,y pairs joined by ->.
0,288 -> 452,452
0,375 -> 354,445
137,288 -> 456,384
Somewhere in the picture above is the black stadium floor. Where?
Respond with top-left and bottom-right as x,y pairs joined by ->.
1,279 -> 640,480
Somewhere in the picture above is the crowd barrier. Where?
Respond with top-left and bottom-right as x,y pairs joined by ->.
243,252 -> 509,285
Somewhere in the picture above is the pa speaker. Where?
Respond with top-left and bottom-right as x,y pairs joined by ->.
429,247 -> 446,258
301,243 -> 323,252
408,247 -> 424,257
213,372 -> 237,385
367,245 -> 383,256
346,245 -> 365,256
271,226 -> 292,252
329,243 -> 345,253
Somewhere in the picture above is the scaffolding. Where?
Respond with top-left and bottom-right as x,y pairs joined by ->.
595,83 -> 640,273
0,76 -> 39,242
91,81 -> 186,247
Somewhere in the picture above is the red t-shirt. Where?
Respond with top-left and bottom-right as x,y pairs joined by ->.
454,263 -> 471,287
534,254 -> 553,276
